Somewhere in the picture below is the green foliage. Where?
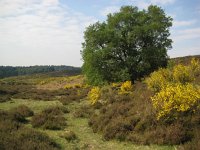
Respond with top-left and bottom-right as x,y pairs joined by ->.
82,5 -> 172,85
31,106 -> 66,130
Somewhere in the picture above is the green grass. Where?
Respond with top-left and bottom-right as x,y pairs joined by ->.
0,98 -> 176,150
0,99 -> 63,113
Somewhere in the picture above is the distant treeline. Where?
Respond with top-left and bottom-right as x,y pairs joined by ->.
0,65 -> 81,78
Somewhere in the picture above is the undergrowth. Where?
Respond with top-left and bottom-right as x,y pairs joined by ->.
31,106 -> 67,130
88,58 -> 200,146
0,109 -> 60,150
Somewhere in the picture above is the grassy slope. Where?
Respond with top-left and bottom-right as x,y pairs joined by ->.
0,99 -> 175,150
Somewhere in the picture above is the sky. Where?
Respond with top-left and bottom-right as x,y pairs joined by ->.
0,0 -> 200,67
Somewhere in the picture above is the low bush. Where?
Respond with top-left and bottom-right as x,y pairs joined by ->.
173,64 -> 194,83
151,83 -> 200,119
0,110 -> 60,150
87,87 -> 101,105
0,95 -> 11,102
58,88 -> 89,105
73,105 -> 93,118
0,126 -> 60,150
178,136 -> 200,150
0,109 -> 27,123
31,106 -> 67,130
60,130 -> 78,142
119,81 -> 133,95
11,105 -> 34,117
145,68 -> 171,92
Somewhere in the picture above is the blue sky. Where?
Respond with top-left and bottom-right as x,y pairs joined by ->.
0,0 -> 200,67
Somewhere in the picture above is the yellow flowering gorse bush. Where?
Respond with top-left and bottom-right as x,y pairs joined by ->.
173,64 -> 194,83
119,81 -> 133,94
145,68 -> 171,92
190,58 -> 200,76
151,83 -> 200,119
88,87 -> 101,105
64,83 -> 83,89
146,58 -> 200,120
111,82 -> 121,88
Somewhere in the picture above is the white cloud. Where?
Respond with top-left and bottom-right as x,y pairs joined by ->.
42,0 -> 59,6
150,0 -> 175,5
173,20 -> 196,28
0,0 -> 97,66
128,0 -> 176,10
100,6 -> 120,16
168,46 -> 200,58
136,1 -> 149,9
172,27 -> 200,42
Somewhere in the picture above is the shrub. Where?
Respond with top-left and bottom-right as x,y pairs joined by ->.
111,82 -> 121,89
0,95 -> 11,102
31,106 -> 66,130
178,131 -> 200,150
0,127 -> 60,150
60,130 -> 78,142
151,83 -> 200,120
142,122 -> 192,145
173,64 -> 194,84
119,81 -> 133,95
87,87 -> 101,105
59,87 -> 89,105
73,105 -> 93,118
11,105 -> 34,117
0,111 -> 21,131
147,58 -> 200,120
0,110 -> 60,150
190,58 -> 200,76
146,58 -> 200,92
145,68 -> 171,92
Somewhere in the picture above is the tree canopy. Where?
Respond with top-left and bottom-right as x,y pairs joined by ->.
81,5 -> 172,85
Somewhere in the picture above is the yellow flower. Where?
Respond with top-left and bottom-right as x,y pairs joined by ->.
173,64 -> 194,83
119,81 -> 133,95
88,87 -> 101,105
151,83 -> 200,119
145,68 -> 171,92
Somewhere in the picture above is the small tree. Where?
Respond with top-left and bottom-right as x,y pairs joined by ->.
81,5 -> 172,85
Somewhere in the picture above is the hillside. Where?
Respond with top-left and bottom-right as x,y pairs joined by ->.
171,55 -> 200,65
0,55 -> 199,150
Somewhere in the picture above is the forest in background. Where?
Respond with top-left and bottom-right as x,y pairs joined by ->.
0,65 -> 81,78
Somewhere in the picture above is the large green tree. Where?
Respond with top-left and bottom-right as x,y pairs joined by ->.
81,5 -> 172,85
